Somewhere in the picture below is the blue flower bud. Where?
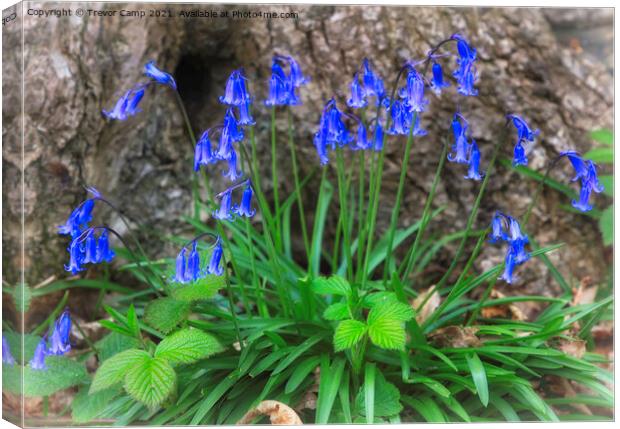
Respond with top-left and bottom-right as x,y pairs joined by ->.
464,139 -> 484,181
186,242 -> 201,283
207,238 -> 224,276
48,309 -> 71,355
30,337 -> 48,370
489,212 -> 506,243
489,212 -> 531,284
362,58 -> 386,101
213,189 -> 234,221
265,62 -> 291,106
451,34 -> 479,96
373,122 -> 384,152
512,141 -> 528,167
96,229 -> 115,263
508,114 -> 539,144
499,249 -> 517,284
286,56 -> 310,87
194,130 -> 216,171
144,61 -> 177,90
560,151 -> 589,182
223,149 -> 243,182
2,335 -> 16,365
430,62 -> 450,95
233,180 -> 256,218
102,86 -> 145,121
64,240 -> 85,275
58,199 -> 95,238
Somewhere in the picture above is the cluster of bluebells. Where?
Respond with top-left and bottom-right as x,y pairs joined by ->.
347,59 -> 387,109
507,114 -> 540,167
449,113 -> 484,180
5,309 -> 73,371
173,237 -> 224,283
451,34 -> 479,96
58,188 -> 115,274
103,61 -> 177,121
489,212 -> 531,284
265,55 -> 309,106
558,151 -> 604,212
213,180 -> 256,221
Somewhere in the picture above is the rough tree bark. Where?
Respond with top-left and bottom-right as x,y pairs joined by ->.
2,3 -> 613,313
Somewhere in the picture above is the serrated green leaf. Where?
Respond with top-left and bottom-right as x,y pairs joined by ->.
3,356 -> 88,397
584,147 -> 613,164
312,276 -> 351,296
599,205 -> 613,246
144,298 -> 190,334
367,299 -> 414,324
466,353 -> 489,407
154,328 -> 224,365
170,275 -> 225,302
124,355 -> 176,409
590,129 -> 613,146
90,349 -> 150,394
72,385 -> 121,423
12,283 -> 31,313
323,302 -> 350,321
355,369 -> 402,417
368,318 -> 406,350
361,292 -> 399,308
334,320 -> 367,352
95,332 -> 140,362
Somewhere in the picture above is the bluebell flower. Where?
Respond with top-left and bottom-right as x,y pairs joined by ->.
489,212 -> 506,243
513,141 -> 528,167
313,99 -> 352,164
347,73 -> 368,109
507,217 -> 530,263
286,56 -> 310,87
223,149 -> 242,182
430,62 -> 450,95
464,139 -> 484,180
314,131 -> 330,165
30,337 -> 48,370
48,309 -> 71,355
238,100 -> 256,126
387,100 -> 409,135
448,113 -> 470,164
362,58 -> 386,101
372,122 -> 384,152
507,114 -> 539,144
144,61 -> 177,90
560,151 -> 589,182
265,62 -> 291,106
224,109 -> 244,143
219,69 -> 251,106
499,249 -> 517,284
185,242 -> 201,283
572,183 -> 594,212
233,180 -> 256,218
207,238 -> 224,276
194,130 -> 216,171
58,199 -> 95,238
213,189 -> 234,221
2,335 -> 16,365
64,240 -> 85,275
82,229 -> 98,264
96,229 -> 115,263
173,247 -> 187,283
353,123 -> 371,150
400,67 -> 428,113
102,86 -> 145,121
558,151 -> 604,212
451,34 -> 479,96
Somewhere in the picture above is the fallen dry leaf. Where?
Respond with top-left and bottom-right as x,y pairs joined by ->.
238,400 -> 303,425
480,290 -> 526,321
557,338 -> 587,359
412,287 -> 441,325
428,326 -> 482,348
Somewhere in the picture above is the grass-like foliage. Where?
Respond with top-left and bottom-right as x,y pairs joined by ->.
2,33 -> 613,425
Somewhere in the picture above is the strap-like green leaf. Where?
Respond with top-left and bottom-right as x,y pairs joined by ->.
466,353 -> 489,407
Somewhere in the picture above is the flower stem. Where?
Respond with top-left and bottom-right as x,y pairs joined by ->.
336,148 -> 355,285
216,221 -> 251,318
287,107 -> 311,262
400,140 -> 449,280
383,115 -> 417,283
270,107 -> 282,252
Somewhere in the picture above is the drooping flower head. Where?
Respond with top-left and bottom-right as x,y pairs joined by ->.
448,113 -> 470,164
64,227 -> 115,274
233,180 -> 256,218
144,61 -> 177,90
451,33 -> 479,96
372,121 -> 385,152
347,73 -> 368,109
400,66 -> 428,113
216,110 -> 244,161
361,58 -> 386,101
173,247 -> 187,283
64,239 -> 85,275
285,55 -> 310,87
213,189 -> 234,221
2,335 -> 16,366
387,100 -> 427,137
186,241 -> 201,283
557,151 -> 604,212
194,130 -> 217,171
58,198 -> 95,239
464,139 -> 484,181
207,237 -> 224,276
313,99 -> 353,164
30,337 -> 48,370
102,86 -> 146,121
96,229 -> 116,263
48,309 -> 71,356
222,149 -> 243,182
219,69 -> 251,106
488,212 -> 531,284
265,56 -> 308,106
507,114 -> 539,167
